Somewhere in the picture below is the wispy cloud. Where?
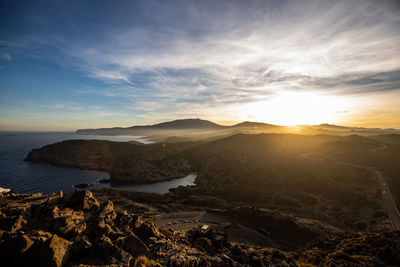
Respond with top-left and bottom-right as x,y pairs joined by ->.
56,1 -> 400,97
2,0 -> 400,127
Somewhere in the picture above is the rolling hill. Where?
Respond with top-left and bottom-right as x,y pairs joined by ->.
25,132 -> 400,232
76,118 -> 400,141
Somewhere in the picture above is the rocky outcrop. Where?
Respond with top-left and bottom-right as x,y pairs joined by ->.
65,190 -> 100,211
299,231 -> 400,266
0,190 -> 162,266
0,231 -> 72,267
1,190 -> 399,266
25,140 -> 113,172
25,140 -> 192,184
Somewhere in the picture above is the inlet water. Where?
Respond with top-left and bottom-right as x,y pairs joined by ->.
0,132 -> 195,194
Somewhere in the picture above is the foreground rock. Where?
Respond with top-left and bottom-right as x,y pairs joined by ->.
0,190 -> 399,266
299,231 -> 400,266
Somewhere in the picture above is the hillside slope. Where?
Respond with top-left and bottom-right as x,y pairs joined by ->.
25,133 -> 399,232
25,140 -> 197,183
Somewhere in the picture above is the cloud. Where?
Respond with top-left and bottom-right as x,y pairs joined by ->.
301,70 -> 400,94
54,1 -> 399,95
2,0 -> 400,126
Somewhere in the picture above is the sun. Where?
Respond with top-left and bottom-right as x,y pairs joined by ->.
241,91 -> 351,126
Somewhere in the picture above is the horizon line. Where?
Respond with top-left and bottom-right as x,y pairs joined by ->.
1,118 -> 399,132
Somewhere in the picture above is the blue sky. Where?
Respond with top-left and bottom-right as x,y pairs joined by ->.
1,0 -> 400,130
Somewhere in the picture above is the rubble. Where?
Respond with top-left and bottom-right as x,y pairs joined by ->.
0,190 -> 399,266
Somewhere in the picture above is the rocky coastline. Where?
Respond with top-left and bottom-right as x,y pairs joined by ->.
1,189 -> 399,266
25,140 -> 192,184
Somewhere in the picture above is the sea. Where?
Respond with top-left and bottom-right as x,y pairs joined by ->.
0,132 -> 196,194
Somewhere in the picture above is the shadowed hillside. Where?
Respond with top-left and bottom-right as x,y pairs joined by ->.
26,140 -> 199,183
25,133 -> 400,232
183,134 -> 395,231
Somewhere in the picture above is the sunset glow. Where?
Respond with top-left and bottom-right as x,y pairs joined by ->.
242,92 -> 351,126
0,0 -> 399,130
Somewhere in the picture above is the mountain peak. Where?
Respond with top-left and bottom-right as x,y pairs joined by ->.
232,121 -> 278,128
151,118 -> 224,129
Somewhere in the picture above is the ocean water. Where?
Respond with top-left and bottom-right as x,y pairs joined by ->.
0,132 -> 195,194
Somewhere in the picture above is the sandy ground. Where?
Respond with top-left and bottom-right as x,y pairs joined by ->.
154,210 -> 274,247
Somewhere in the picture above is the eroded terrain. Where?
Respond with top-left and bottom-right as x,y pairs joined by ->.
1,189 -> 399,266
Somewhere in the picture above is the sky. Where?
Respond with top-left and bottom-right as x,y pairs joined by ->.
0,0 -> 399,131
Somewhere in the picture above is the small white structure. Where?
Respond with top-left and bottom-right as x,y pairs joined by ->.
0,187 -> 10,193
201,224 -> 209,231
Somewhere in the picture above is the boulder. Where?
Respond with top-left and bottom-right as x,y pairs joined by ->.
42,234 -> 73,267
98,200 -> 117,225
0,215 -> 26,232
31,230 -> 53,242
135,222 -> 162,241
0,233 -> 72,267
120,232 -> 149,256
193,237 -> 213,252
168,254 -> 201,267
0,234 -> 34,255
67,236 -> 93,264
94,235 -> 132,265
65,190 -> 99,211
133,255 -> 161,267
97,220 -> 120,239
115,213 -> 141,231
51,207 -> 86,238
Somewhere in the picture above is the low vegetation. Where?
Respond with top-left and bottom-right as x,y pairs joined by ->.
25,132 -> 400,232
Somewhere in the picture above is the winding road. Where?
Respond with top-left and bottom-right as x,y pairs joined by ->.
373,168 -> 400,230
343,162 -> 400,230
302,147 -> 400,231
368,143 -> 400,230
